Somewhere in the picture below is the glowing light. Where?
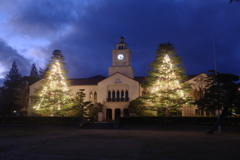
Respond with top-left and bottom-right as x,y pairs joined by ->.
33,55 -> 72,114
151,54 -> 184,98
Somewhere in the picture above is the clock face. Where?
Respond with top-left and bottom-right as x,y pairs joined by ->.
117,54 -> 124,60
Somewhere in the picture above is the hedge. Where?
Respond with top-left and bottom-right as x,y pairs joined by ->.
118,116 -> 240,125
1,116 -> 239,125
0,116 -> 83,124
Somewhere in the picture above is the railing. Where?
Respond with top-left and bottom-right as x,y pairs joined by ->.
106,98 -> 129,102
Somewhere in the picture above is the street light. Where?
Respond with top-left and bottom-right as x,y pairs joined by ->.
213,33 -> 221,133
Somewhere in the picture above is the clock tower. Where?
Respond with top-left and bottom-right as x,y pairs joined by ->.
109,37 -> 134,78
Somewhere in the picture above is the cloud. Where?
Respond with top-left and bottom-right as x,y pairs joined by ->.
44,0 -> 240,78
0,38 -> 31,81
7,0 -> 76,38
1,0 -> 240,82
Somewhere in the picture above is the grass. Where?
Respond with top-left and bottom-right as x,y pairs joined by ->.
0,124 -> 240,160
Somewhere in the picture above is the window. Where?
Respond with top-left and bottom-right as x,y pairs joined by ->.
89,92 -> 93,102
117,90 -> 120,101
112,91 -> 115,101
125,90 -> 129,101
94,92 -> 97,102
107,91 -> 111,101
121,90 -> 124,101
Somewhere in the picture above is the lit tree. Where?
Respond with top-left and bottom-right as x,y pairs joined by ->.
31,50 -> 72,116
142,42 -> 191,116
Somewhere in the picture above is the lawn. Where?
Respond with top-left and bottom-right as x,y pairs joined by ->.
0,124 -> 240,160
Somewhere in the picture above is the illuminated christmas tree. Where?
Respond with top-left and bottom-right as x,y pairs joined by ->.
32,50 -> 72,116
143,42 -> 191,116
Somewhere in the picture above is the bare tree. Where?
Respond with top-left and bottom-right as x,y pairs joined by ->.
189,75 -> 208,100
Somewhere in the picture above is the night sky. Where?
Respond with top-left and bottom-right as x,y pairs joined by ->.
0,0 -> 239,86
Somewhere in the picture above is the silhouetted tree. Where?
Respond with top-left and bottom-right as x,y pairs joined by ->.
230,0 -> 240,3
0,86 -> 6,115
1,61 -> 22,114
194,71 -> 240,134
4,61 -> 22,89
30,63 -> 38,77
14,82 -> 29,115
25,63 -> 40,86
38,67 -> 46,79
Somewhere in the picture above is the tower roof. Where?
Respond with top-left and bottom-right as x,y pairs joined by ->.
120,36 -> 124,43
115,37 -> 128,50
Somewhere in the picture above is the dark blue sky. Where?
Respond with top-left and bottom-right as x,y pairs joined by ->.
0,0 -> 239,85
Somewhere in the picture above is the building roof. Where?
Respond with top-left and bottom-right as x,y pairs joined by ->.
134,75 -> 200,84
185,73 -> 207,82
70,74 -> 145,86
69,74 -> 203,86
134,76 -> 145,83
186,75 -> 197,80
70,75 -> 106,85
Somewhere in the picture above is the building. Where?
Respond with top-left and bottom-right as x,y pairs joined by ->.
28,37 -> 211,119
29,37 -> 146,120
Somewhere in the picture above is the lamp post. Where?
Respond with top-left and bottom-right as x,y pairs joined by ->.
213,33 -> 221,133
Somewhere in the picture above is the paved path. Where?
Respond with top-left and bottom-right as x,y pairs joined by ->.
0,124 -> 240,160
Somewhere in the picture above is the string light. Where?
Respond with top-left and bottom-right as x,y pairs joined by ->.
33,57 -> 72,114
151,54 -> 184,98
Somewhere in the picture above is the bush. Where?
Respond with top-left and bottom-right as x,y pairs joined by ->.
89,103 -> 103,120
0,117 -> 82,124
128,98 -> 148,116
119,116 -> 240,125
142,110 -> 156,116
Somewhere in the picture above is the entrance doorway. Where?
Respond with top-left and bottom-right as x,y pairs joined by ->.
115,109 -> 121,120
106,109 -> 112,120
123,109 -> 129,117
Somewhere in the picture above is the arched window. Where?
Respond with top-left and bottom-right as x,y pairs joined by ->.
125,90 -> 129,101
112,90 -> 115,101
94,92 -> 97,102
117,90 -> 120,101
108,91 -> 111,101
89,92 -> 93,102
121,91 -> 124,101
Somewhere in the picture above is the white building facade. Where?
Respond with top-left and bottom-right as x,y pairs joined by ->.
28,37 -> 212,119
